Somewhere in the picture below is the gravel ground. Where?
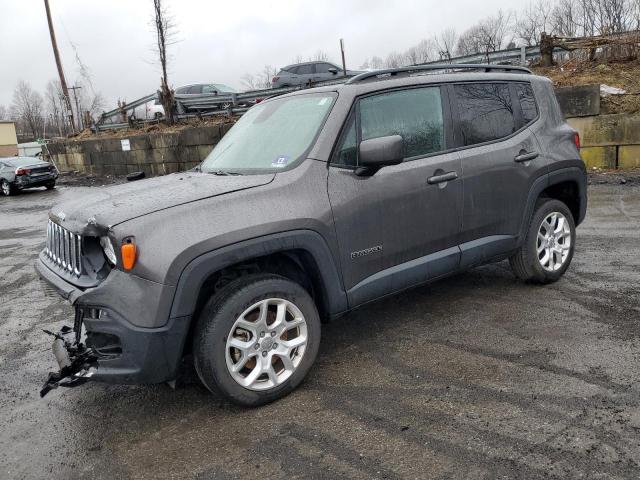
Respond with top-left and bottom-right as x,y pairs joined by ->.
0,184 -> 639,480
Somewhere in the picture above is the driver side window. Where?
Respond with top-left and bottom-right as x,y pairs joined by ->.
333,115 -> 357,166
332,86 -> 445,167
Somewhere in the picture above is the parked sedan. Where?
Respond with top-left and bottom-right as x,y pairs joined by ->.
147,83 -> 238,118
0,157 -> 58,196
271,61 -> 362,88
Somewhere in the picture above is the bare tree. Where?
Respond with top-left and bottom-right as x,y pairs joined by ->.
11,80 -> 45,139
434,29 -> 457,60
384,51 -> 405,68
242,66 -> 278,90
44,80 -> 67,136
370,56 -> 385,69
241,73 -> 259,90
152,0 -> 177,125
312,50 -> 330,62
456,11 -> 514,59
516,0 -> 555,45
0,105 -> 7,120
551,0 -> 580,36
417,39 -> 436,63
404,46 -> 420,65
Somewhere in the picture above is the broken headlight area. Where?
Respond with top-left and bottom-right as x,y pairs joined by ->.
40,308 -> 121,398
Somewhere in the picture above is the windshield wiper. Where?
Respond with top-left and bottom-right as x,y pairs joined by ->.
209,170 -> 242,176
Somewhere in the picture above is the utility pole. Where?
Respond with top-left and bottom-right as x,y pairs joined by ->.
44,0 -> 75,133
340,38 -> 347,77
68,85 -> 82,130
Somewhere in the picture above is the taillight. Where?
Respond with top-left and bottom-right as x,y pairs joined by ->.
15,168 -> 31,175
573,132 -> 580,149
272,76 -> 280,83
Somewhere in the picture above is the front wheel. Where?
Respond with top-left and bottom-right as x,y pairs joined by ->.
193,274 -> 321,407
510,198 -> 576,284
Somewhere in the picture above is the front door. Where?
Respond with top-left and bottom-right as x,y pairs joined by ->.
328,85 -> 462,307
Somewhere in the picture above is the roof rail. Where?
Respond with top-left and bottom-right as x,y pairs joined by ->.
346,63 -> 532,84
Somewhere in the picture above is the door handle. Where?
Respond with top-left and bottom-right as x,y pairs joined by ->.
514,151 -> 539,163
427,171 -> 458,185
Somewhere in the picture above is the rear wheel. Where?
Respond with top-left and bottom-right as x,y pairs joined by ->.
510,198 -> 576,284
45,181 -> 56,190
193,274 -> 321,406
1,180 -> 14,196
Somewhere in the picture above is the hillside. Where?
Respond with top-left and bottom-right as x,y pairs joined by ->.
533,59 -> 640,115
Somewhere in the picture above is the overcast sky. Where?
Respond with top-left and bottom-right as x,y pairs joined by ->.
0,0 -> 525,110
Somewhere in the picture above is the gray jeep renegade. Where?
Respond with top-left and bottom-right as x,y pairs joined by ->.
37,64 -> 587,406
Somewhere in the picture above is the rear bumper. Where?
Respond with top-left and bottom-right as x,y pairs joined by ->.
35,258 -> 191,391
15,173 -> 57,189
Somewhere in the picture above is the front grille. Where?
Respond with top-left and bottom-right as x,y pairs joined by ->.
45,220 -> 83,277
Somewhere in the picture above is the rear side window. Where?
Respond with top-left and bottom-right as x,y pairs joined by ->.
515,83 -> 538,126
360,87 -> 444,159
454,83 -> 516,146
296,64 -> 314,75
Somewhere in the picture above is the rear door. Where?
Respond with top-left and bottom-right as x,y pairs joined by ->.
328,85 -> 462,306
451,81 -> 542,267
294,64 -> 315,85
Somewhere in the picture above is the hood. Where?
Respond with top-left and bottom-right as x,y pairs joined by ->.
50,171 -> 275,231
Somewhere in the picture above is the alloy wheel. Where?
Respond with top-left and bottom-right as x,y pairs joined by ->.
537,211 -> 571,272
225,298 -> 308,391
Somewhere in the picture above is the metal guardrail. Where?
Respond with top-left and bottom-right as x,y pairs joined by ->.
97,76 -> 356,129
94,43 -> 575,131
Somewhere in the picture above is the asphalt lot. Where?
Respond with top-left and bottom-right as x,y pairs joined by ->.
1,184 -> 639,479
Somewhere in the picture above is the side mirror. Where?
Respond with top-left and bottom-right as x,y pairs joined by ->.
328,67 -> 338,74
357,135 -> 404,175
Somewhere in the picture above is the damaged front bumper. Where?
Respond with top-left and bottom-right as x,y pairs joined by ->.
36,257 -> 191,397
40,312 -> 99,397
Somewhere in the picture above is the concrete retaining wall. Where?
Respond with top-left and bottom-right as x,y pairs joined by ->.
567,113 -> 640,169
48,123 -> 234,176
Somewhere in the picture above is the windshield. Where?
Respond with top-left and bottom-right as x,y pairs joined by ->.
201,92 -> 336,173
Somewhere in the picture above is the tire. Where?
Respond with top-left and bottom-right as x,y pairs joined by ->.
45,181 -> 56,190
509,198 -> 576,284
193,274 -> 321,407
1,180 -> 15,196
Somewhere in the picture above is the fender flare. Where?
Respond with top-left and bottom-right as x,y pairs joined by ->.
168,229 -> 348,318
517,165 -> 587,242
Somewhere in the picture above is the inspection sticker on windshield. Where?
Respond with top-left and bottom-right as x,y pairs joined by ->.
317,97 -> 329,106
271,155 -> 290,168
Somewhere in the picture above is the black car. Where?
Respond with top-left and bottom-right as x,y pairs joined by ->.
0,157 -> 58,196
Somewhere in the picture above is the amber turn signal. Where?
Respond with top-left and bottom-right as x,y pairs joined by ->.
121,242 -> 137,271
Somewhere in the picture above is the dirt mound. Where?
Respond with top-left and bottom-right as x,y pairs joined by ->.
67,116 -> 237,141
533,59 -> 640,114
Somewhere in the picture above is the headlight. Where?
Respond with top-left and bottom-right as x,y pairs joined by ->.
100,236 -> 117,266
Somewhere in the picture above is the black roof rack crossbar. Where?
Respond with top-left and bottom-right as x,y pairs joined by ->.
346,63 -> 532,84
